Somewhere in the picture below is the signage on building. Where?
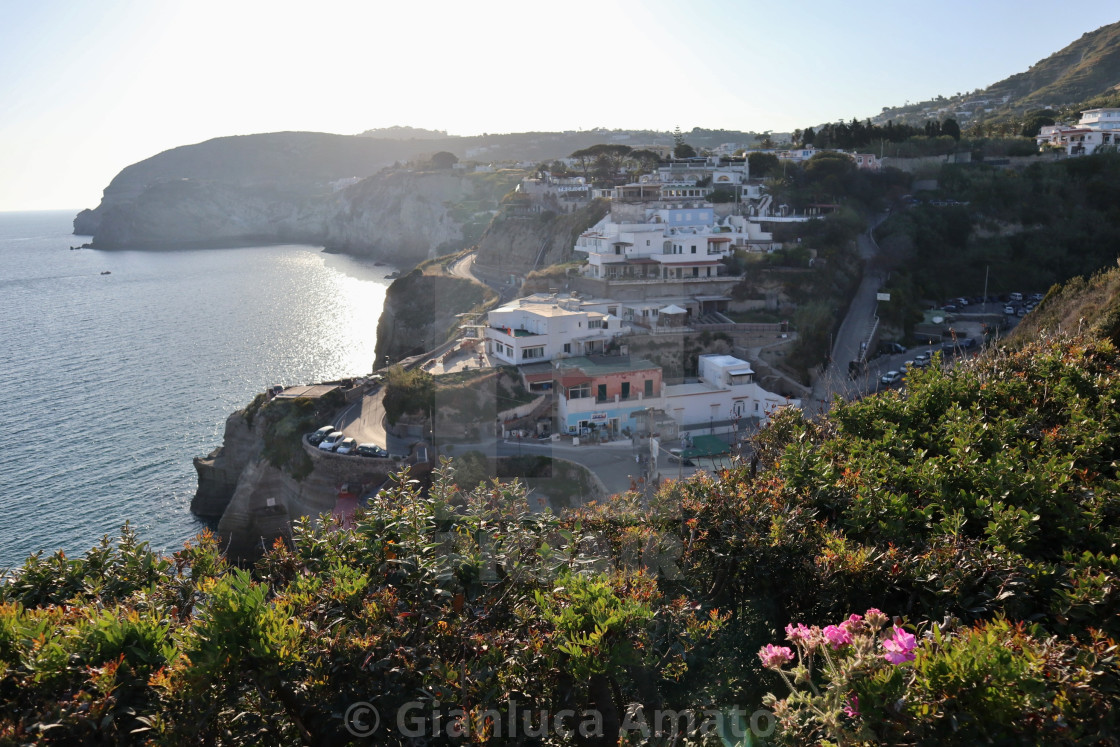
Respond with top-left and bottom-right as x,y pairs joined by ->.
591,412 -> 608,421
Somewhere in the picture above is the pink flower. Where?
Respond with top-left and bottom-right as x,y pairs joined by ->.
784,622 -> 812,643
843,695 -> 860,719
864,608 -> 889,630
881,624 -> 917,665
758,643 -> 795,669
839,613 -> 863,633
823,624 -> 852,650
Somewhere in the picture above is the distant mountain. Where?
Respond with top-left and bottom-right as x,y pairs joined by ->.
871,21 -> 1120,131
358,126 -> 450,139
985,21 -> 1120,110
72,127 -> 760,254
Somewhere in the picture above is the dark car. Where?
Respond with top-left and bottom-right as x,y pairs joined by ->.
356,443 -> 388,458
880,341 -> 906,355
308,425 -> 335,446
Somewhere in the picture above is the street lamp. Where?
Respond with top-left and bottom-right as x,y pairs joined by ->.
730,409 -> 741,456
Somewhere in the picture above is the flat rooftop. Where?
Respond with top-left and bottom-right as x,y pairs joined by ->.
275,384 -> 340,400
554,355 -> 659,376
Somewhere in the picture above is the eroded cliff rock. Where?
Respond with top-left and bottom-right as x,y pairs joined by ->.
74,131 -> 522,266
473,199 -> 608,278
191,409 -> 261,518
374,269 -> 496,363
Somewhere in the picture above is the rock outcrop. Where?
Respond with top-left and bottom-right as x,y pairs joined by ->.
191,409 -> 260,518
473,199 -> 608,278
374,269 -> 496,364
194,398 -> 410,563
72,131 -> 505,265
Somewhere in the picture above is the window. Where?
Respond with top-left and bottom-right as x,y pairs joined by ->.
588,319 -> 603,329
597,384 -> 608,402
568,383 -> 590,399
563,343 -> 571,354
522,346 -> 545,360
621,382 -> 630,400
644,379 -> 653,397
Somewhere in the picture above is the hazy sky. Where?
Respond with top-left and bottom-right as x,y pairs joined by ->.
1,0 -> 1117,211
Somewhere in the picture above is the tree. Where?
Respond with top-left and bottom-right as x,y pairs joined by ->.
671,126 -> 697,158
942,118 -> 961,141
627,148 -> 662,174
429,151 -> 458,169
1020,110 -> 1057,138
673,142 -> 697,159
748,151 -> 780,178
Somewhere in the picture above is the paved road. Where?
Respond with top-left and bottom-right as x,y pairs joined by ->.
806,212 -> 889,414
447,251 -> 476,281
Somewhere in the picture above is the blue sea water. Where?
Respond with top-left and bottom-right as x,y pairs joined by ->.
0,210 -> 394,568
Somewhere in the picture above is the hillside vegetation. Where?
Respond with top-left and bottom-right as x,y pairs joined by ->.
3,276 -> 1119,742
872,20 -> 1120,136
874,153 -> 1120,336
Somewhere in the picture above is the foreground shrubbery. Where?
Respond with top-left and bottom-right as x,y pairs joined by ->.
1,334 -> 1118,744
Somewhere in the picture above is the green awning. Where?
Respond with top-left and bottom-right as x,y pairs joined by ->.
681,435 -> 731,459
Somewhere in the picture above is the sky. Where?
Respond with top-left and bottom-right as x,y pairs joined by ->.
1,0 -> 1118,212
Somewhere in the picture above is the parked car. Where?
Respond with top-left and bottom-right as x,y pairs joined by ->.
913,352 -> 931,367
356,443 -> 388,458
880,370 -> 902,385
1004,305 -> 1016,315
901,359 -> 915,372
1009,292 -> 1023,302
318,431 -> 344,451
880,341 -> 906,355
336,437 -> 357,455
667,448 -> 695,466
308,425 -> 335,446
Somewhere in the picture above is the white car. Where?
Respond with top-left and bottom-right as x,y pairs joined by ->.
880,370 -> 902,385
318,431 -> 344,451
336,437 -> 357,455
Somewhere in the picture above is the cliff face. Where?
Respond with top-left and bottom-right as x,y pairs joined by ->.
374,269 -> 496,363
319,171 -> 472,262
194,398 -> 409,563
192,409 -> 261,518
73,132 -> 485,265
473,200 -> 608,278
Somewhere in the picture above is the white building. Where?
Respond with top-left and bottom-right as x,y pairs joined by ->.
1036,108 -> 1120,155
484,294 -> 626,365
661,354 -> 798,430
573,203 -> 776,281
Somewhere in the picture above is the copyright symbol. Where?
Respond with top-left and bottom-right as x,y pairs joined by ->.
344,701 -> 380,737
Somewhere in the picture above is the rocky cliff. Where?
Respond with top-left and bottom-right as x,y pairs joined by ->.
193,396 -> 410,563
473,199 -> 608,278
374,268 -> 496,363
73,131 -> 515,265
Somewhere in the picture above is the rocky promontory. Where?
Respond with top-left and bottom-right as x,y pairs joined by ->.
73,131 -> 518,265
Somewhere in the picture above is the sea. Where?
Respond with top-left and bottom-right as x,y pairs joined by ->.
0,210 -> 394,569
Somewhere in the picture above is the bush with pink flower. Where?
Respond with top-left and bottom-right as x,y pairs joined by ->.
758,611 -> 1117,745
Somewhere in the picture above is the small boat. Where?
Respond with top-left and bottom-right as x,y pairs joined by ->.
100,271 -> 111,275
